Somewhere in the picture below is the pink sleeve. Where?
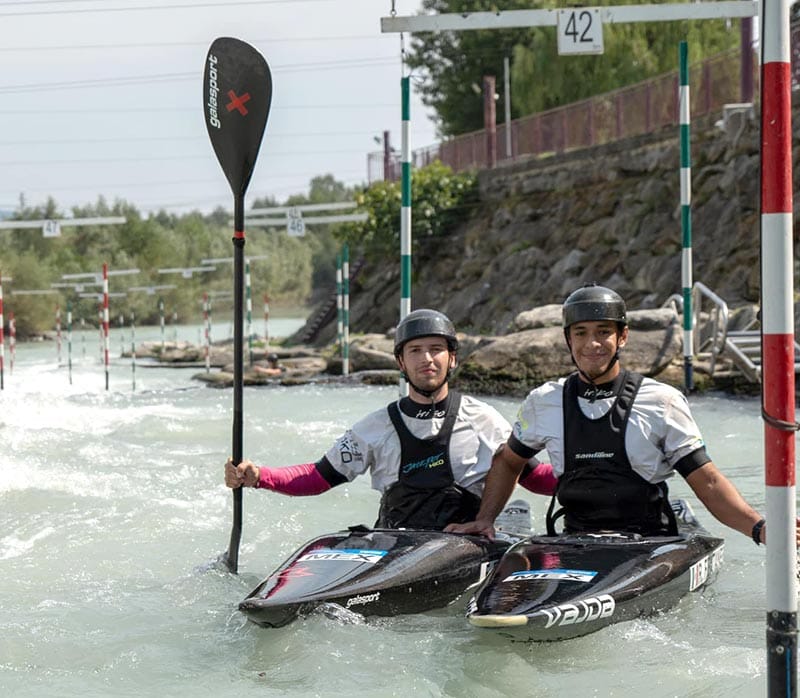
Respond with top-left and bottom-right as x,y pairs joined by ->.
518,461 -> 557,496
256,463 -> 332,496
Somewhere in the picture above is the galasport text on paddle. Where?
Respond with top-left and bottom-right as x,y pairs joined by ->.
203,36 -> 272,574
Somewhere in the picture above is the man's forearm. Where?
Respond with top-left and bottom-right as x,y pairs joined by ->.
476,449 -> 526,523
686,462 -> 761,537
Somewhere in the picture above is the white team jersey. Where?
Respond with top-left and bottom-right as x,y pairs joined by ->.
325,394 -> 513,495
512,375 -> 706,483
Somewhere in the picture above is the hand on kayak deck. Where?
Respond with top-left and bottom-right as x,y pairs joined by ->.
444,519 -> 496,540
224,457 -> 259,489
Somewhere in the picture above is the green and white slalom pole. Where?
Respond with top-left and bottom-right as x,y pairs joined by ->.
245,259 -> 253,366
679,41 -> 693,393
263,293 -> 270,348
66,301 -> 73,386
399,74 -> 411,397
0,274 -> 4,390
56,305 -> 62,367
342,243 -> 350,376
336,252 -> 343,351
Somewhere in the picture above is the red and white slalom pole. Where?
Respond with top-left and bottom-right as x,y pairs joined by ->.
8,311 -> 15,375
97,305 -> 103,363
203,292 -> 211,374
66,301 -> 73,386
102,263 -> 110,390
130,311 -> 136,392
760,0 -> 797,692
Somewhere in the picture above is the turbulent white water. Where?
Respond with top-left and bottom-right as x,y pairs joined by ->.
0,323 -> 785,697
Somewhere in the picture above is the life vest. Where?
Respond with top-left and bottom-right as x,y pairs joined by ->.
375,392 -> 481,530
546,371 -> 677,536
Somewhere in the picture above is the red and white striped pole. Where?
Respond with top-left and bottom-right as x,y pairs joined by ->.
130,311 -> 136,392
8,311 -> 15,375
0,274 -> 5,391
97,305 -> 103,363
760,0 -> 797,692
102,263 -> 110,391
203,292 -> 211,374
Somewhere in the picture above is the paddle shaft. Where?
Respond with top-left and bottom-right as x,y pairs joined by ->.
204,36 -> 272,574
226,196 -> 246,573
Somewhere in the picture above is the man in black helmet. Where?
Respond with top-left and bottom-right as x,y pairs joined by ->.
254,352 -> 285,377
226,308 -> 556,530
448,285 -> 791,548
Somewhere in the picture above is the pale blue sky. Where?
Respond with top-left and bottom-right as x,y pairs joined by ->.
0,0 -> 436,215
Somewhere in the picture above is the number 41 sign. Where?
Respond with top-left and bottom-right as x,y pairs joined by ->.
557,8 -> 604,55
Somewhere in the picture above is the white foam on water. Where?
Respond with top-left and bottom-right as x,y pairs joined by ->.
0,344 -> 779,697
0,526 -> 56,560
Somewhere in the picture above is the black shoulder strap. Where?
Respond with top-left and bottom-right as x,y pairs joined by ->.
438,391 -> 461,443
387,400 -> 408,438
563,372 -> 580,406
609,370 -> 643,434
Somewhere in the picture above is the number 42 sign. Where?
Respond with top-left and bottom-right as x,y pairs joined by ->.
557,8 -> 604,55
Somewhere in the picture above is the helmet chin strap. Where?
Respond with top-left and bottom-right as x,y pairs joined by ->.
399,354 -> 455,400
566,336 -> 622,400
576,353 -> 619,386
404,372 -> 449,400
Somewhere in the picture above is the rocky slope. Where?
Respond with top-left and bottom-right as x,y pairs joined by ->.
305,99 -> 799,350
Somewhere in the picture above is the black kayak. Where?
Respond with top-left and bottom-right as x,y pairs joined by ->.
466,499 -> 725,641
239,526 -> 518,627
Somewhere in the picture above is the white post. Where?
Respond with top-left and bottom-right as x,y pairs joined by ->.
504,55 -> 512,159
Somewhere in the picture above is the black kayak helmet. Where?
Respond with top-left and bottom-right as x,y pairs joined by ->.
562,284 -> 627,386
393,309 -> 458,358
562,284 -> 627,330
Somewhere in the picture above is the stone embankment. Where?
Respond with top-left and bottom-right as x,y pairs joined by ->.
324,104 -> 781,345
295,99 -> 800,401
136,302 -> 757,396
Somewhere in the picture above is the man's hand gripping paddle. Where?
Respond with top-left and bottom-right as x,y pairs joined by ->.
203,37 -> 272,574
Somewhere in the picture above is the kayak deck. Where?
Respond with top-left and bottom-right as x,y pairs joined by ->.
239,527 -> 515,628
466,499 -> 725,641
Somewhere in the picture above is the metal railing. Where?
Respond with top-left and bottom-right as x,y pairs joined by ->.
369,45 -> 755,182
690,282 -> 730,376
663,283 -> 730,376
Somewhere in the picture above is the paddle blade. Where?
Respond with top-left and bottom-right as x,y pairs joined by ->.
204,37 -> 272,198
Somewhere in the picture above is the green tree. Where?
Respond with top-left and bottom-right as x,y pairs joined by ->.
337,161 -> 477,263
0,174 -> 361,335
405,0 -> 739,136
406,0 -> 535,137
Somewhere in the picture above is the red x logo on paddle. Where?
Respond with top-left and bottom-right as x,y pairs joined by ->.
226,90 -> 251,116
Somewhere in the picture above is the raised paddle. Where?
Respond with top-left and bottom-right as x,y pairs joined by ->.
203,37 -> 272,574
